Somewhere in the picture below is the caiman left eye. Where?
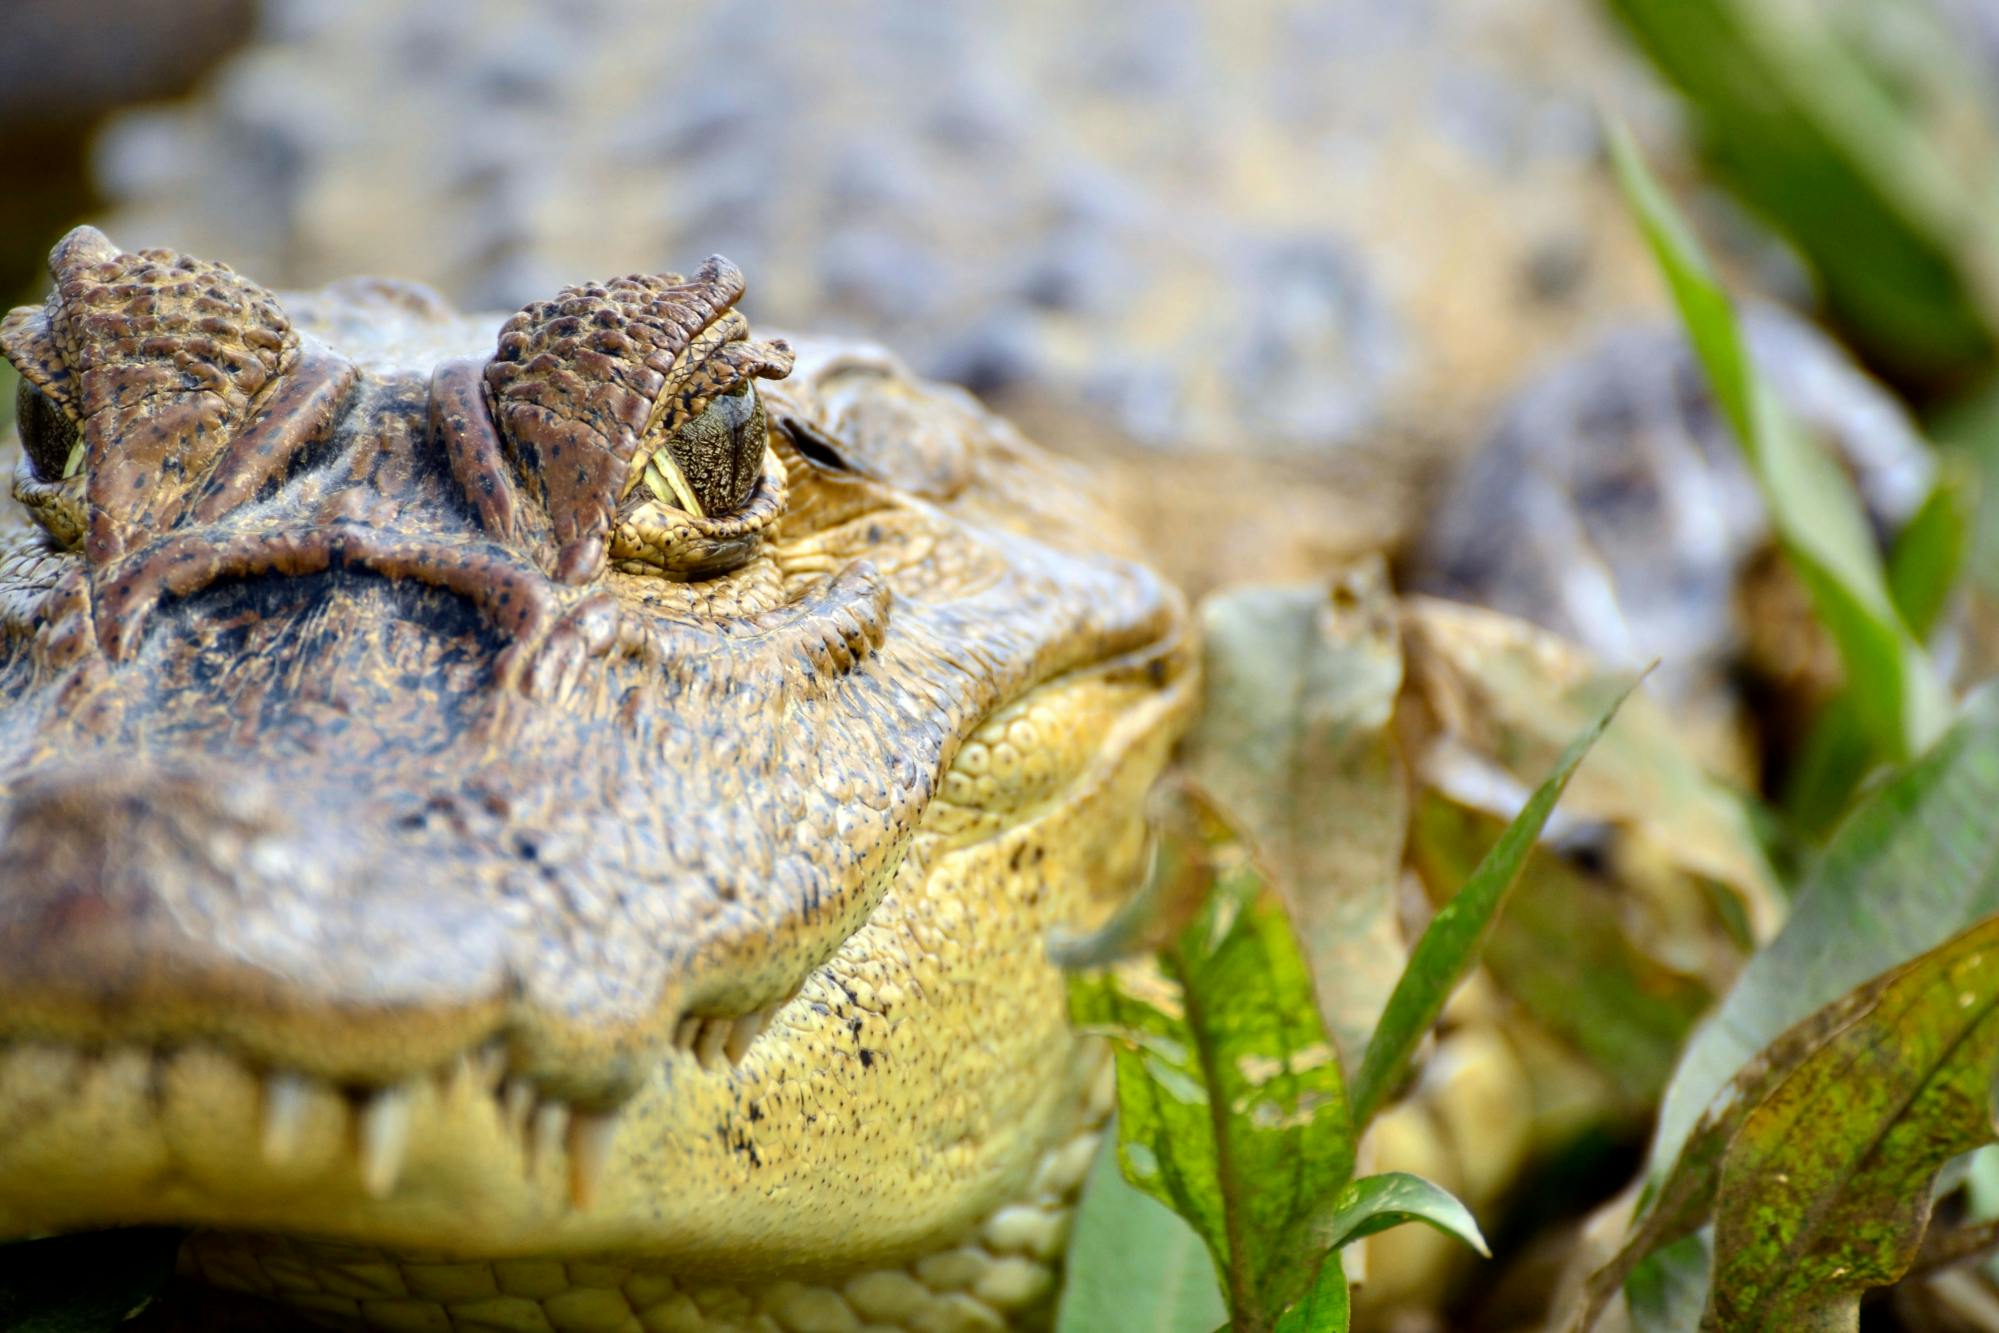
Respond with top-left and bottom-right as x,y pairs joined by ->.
14,377 -> 82,484
637,383 -> 768,518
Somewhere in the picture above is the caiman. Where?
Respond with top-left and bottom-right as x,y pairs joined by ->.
0,227 -> 1196,1332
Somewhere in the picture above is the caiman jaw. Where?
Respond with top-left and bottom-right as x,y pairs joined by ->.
0,627 -> 1194,1265
0,228 -> 1197,1296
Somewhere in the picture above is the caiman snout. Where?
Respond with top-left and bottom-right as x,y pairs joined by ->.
0,759 -> 514,1083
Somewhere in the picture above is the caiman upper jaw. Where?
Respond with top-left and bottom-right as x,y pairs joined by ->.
0,758 -> 515,1082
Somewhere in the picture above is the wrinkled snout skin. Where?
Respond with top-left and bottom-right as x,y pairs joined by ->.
0,229 -> 1195,1302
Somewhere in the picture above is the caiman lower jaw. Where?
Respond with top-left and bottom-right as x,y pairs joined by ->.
0,628 -> 1197,1264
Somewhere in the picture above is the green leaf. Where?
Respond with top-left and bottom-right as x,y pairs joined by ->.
1625,1234 -> 1710,1333
1566,964 -> 1894,1330
1604,121 -> 1752,444
1348,680 -> 1635,1129
1057,1135 -> 1228,1333
1271,1249 -> 1348,1333
0,1229 -> 182,1332
1407,794 -> 1714,1109
1888,456 -> 1974,641
1180,565 -> 1408,1074
1317,1172 -> 1488,1258
1649,688 -> 1999,1185
1929,377 -> 1999,600
1777,459 -> 1974,833
1609,117 -> 1949,764
1070,851 -> 1354,1329
1704,915 -> 1999,1325
1778,694 -> 1875,839
1604,0 -> 1999,385
1572,691 -> 1999,1324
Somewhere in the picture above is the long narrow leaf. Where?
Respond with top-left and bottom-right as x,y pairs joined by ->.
1888,456 -> 1974,641
1609,118 -> 1949,762
1349,682 -> 1634,1128
1605,0 -> 1999,383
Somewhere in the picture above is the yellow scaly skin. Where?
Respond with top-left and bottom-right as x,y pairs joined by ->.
0,229 -> 1196,1331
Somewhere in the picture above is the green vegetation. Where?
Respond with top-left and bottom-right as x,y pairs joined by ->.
1604,0 -> 1999,390
1055,581 -> 1631,1329
1054,39 -> 1999,1324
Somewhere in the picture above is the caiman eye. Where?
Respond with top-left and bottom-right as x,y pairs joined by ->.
14,377 -> 82,484
636,382 -> 768,518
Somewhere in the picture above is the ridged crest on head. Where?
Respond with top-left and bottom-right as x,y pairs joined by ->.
482,257 -> 794,578
0,226 -> 299,561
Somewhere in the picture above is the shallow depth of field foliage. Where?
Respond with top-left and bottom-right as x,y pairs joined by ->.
1049,5 -> 1999,1329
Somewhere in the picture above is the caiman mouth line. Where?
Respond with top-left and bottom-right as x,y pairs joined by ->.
0,622 -> 1190,1239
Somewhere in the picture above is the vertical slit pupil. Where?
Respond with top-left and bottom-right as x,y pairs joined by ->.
662,384 -> 765,515
14,378 -> 81,483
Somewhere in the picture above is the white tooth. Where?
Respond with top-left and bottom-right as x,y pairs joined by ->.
568,1111 -> 618,1210
674,1015 -> 702,1051
531,1101 -> 570,1173
695,1019 -> 729,1071
503,1078 -> 535,1142
261,1072 -> 313,1165
473,1041 -> 508,1090
725,1011 -> 766,1065
357,1084 -> 415,1199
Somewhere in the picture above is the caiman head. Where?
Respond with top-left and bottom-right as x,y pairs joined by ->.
0,227 -> 1194,1275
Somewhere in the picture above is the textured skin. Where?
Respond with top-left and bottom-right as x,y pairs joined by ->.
0,229 -> 1196,1331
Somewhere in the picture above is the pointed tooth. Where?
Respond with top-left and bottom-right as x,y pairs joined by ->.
695,1018 -> 729,1070
473,1041 -> 508,1090
357,1084 -> 415,1199
261,1072 -> 312,1165
531,1101 -> 570,1173
503,1077 -> 535,1142
725,1011 -> 766,1064
568,1111 -> 618,1209
674,1015 -> 701,1050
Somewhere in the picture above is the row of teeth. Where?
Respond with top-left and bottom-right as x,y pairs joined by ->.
256,993 -> 796,1208
255,1043 -> 623,1211
668,990 -> 794,1071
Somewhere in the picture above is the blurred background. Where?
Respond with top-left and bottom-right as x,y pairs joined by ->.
0,0 -> 1777,596
11,2 -> 1999,1329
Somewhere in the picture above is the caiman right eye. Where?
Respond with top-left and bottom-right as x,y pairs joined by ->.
635,382 -> 769,518
14,376 -> 81,484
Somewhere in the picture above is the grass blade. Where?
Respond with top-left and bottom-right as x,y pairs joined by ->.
1349,681 -> 1635,1128
1608,117 -> 1949,762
